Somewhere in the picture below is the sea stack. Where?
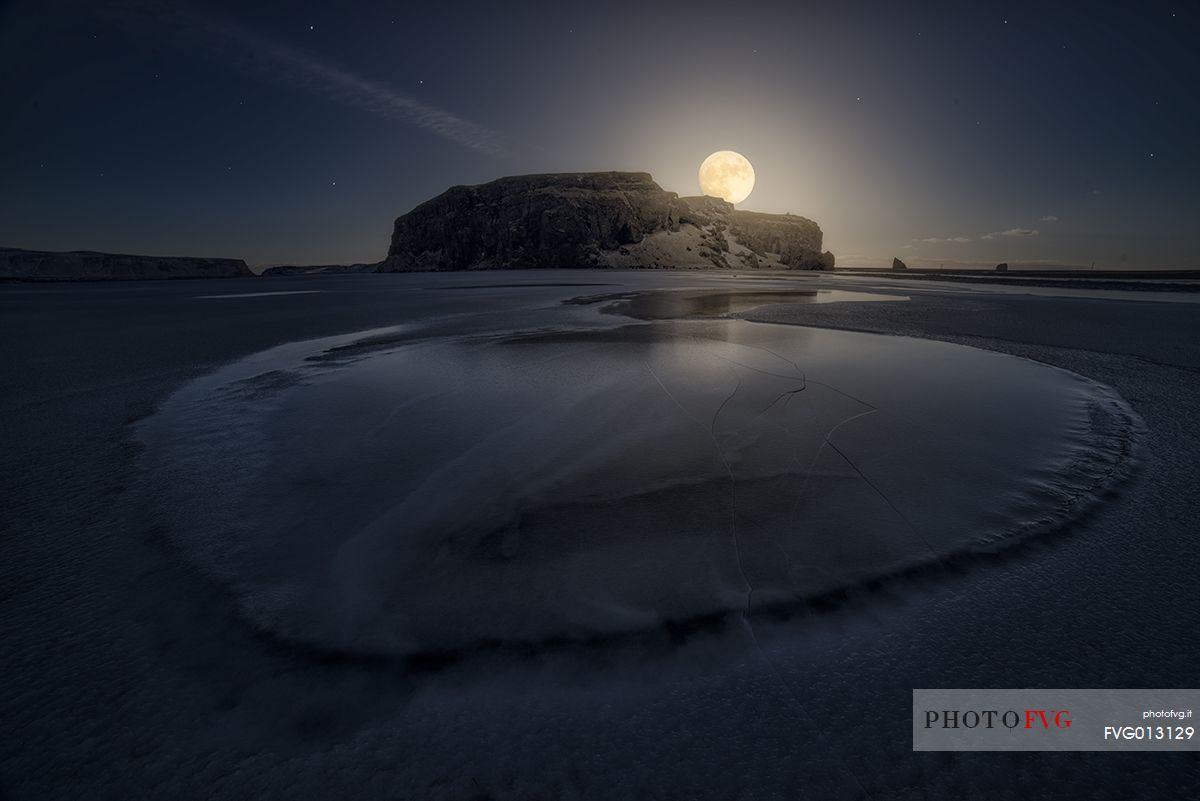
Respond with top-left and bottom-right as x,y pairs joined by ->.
381,172 -> 833,272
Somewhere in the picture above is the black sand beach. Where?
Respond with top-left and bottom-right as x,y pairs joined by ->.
2,271 -> 1199,799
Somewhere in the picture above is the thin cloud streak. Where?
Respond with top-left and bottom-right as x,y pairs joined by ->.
982,228 -> 1039,240
122,2 -> 509,157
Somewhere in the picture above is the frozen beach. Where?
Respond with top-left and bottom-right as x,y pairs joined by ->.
138,279 -> 1133,658
2,270 -> 1198,799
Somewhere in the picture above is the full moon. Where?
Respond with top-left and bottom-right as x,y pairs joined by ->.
698,150 -> 755,204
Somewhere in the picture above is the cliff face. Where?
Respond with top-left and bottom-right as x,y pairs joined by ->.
0,248 -> 252,281
732,210 -> 829,270
383,172 -> 681,271
382,172 -> 832,272
262,262 -> 381,276
674,195 -> 832,270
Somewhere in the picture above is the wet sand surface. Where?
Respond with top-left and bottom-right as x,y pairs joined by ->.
2,270 -> 1199,799
135,284 -> 1131,659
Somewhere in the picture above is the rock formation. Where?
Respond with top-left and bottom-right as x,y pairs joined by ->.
892,257 -> 908,270
381,172 -> 832,272
731,210 -> 832,271
0,248 -> 252,281
995,262 -> 1009,272
263,262 -> 381,276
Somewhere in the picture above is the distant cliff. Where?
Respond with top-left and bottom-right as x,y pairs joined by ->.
0,248 -> 253,281
262,262 -> 380,276
381,172 -> 833,272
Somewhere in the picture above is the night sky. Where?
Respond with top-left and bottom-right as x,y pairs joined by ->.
1,0 -> 1196,269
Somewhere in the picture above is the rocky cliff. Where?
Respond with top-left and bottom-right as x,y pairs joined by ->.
262,262 -> 381,276
0,248 -> 253,281
381,172 -> 832,272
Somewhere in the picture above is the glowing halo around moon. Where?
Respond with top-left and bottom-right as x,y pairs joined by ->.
698,150 -> 755,204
